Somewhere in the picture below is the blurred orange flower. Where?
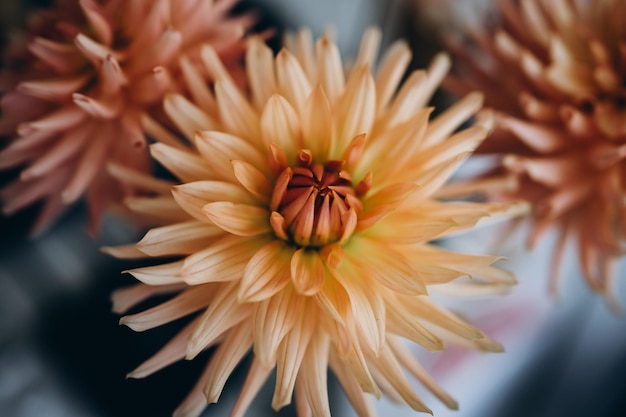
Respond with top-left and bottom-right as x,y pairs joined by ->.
446,0 -> 626,304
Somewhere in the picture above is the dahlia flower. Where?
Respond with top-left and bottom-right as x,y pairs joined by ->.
445,0 -> 626,302
0,0 -> 253,235
108,28 -> 517,417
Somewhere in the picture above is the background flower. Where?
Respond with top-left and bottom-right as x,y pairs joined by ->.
0,0 -> 254,236
443,0 -> 626,307
107,27 -> 518,417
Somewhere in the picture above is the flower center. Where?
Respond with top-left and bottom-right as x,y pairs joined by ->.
269,149 -> 369,248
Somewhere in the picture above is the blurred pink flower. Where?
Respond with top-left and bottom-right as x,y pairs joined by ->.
445,0 -> 626,305
0,0 -> 254,235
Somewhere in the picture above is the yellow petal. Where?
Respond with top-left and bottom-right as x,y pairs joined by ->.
120,285 -> 214,332
334,65 -> 376,156
300,332 -> 331,417
272,301 -> 315,410
187,282 -> 251,359
232,159 -> 272,203
329,351 -> 377,416
124,196 -> 189,223
315,36 -> 345,103
111,282 -> 185,314
375,39 -> 412,113
240,241 -> 293,302
215,79 -> 261,141
346,237 -> 427,295
127,317 -> 200,379
100,244 -> 149,259
203,321 -> 254,402
366,344 -> 432,414
181,235 -> 268,285
124,261 -> 185,286
276,49 -> 312,115
229,358 -> 272,417
302,84 -> 333,159
246,36 -> 277,111
290,248 -> 325,296
179,54 -> 217,116
172,180 -> 256,222
351,27 -> 381,75
195,130 -> 267,182
150,143 -> 211,183
253,286 -> 303,366
204,201 -> 270,236
260,94 -> 301,159
388,337 -> 458,409
423,91 -> 483,147
137,221 -> 222,257
386,300 -> 444,351
163,93 -> 217,140
330,260 -> 385,354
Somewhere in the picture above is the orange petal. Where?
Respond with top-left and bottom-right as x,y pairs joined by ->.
203,201 -> 270,236
232,159 -> 271,203
239,241 -> 293,302
136,221 -> 222,257
290,248 -> 325,296
181,235 -> 267,285
120,285 -> 213,332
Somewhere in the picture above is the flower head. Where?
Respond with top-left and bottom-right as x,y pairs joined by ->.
109,28 -> 516,417
0,0 -> 253,235
445,0 -> 626,303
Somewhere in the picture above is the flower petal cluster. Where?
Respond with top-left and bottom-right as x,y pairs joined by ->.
445,0 -> 626,300
109,28 -> 516,417
0,0 -> 252,235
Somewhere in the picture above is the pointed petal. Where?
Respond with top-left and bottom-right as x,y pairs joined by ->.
247,36 -> 277,110
163,93 -> 217,140
111,282 -> 185,314
328,350 -> 377,417
300,332 -> 331,417
253,286 -> 303,366
239,241 -> 293,302
388,337 -> 459,410
127,317 -> 200,379
367,345 -> 432,413
215,74 -> 262,143
276,49 -> 312,115
260,94 -> 301,158
204,321 -> 254,402
334,66 -> 376,155
232,159 -> 272,203
229,358 -> 272,417
124,261 -> 185,286
150,143 -> 211,183
187,282 -> 252,359
315,37 -> 345,103
195,130 -> 267,181
302,85 -> 333,159
136,222 -> 222,256
120,285 -> 213,332
181,235 -> 268,285
290,248 -> 325,296
272,301 -> 315,410
203,201 -> 270,236
172,180 -> 255,222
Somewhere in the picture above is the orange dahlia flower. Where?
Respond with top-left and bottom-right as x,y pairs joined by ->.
445,0 -> 626,302
106,28 -> 517,417
0,0 -> 253,235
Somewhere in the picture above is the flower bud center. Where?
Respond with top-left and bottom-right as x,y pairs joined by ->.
270,150 -> 366,248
